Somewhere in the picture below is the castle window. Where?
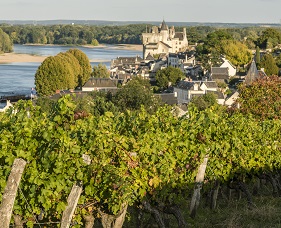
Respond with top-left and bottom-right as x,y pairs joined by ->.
179,42 -> 181,45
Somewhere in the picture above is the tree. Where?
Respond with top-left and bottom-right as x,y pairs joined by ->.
114,77 -> 160,112
91,39 -> 99,46
190,93 -> 217,111
35,55 -> 76,96
260,53 -> 279,76
155,66 -> 185,90
57,52 -> 82,87
257,28 -> 281,49
67,49 -> 92,87
255,46 -> 260,69
91,63 -> 110,78
0,28 -> 13,53
220,40 -> 252,66
237,76 -> 281,120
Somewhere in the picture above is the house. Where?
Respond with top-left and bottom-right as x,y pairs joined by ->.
168,53 -> 179,68
174,80 -> 224,104
220,58 -> 236,76
142,20 -> 188,59
225,91 -> 240,107
82,78 -> 118,92
154,93 -> 178,105
210,67 -> 230,83
111,56 -> 143,69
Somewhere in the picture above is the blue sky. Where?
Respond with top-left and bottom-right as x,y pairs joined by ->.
1,0 -> 281,23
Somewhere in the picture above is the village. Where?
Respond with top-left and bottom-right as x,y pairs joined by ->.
80,20 -> 266,111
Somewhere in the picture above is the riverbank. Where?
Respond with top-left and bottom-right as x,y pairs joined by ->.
0,53 -> 47,63
0,44 -> 142,64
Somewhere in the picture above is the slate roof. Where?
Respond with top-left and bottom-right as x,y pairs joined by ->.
174,32 -> 184,40
201,81 -> 218,89
211,67 -> 229,80
83,78 -> 118,88
245,60 -> 260,85
146,53 -> 155,61
175,81 -> 200,90
155,93 -> 178,105
112,56 -> 143,67
211,67 -> 229,75
168,53 -> 178,58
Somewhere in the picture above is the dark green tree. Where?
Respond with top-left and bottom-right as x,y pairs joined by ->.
190,93 -> 217,111
260,53 -> 279,76
35,55 -> 75,96
67,49 -> 92,87
0,28 -> 13,53
91,63 -> 110,78
91,39 -> 99,46
114,77 -> 160,112
155,66 -> 185,90
257,28 -> 281,49
57,52 -> 82,87
255,46 -> 260,69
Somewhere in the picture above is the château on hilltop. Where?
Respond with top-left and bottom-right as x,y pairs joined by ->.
142,20 -> 189,59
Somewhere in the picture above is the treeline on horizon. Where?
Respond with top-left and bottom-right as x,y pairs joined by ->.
1,23 -> 281,47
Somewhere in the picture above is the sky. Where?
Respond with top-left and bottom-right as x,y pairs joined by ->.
1,0 -> 281,24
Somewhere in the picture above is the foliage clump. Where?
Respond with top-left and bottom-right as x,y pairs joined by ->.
35,49 -> 92,96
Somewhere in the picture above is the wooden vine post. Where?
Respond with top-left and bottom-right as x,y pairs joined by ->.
190,155 -> 209,218
0,158 -> 27,228
61,182 -> 83,228
61,154 -> 91,228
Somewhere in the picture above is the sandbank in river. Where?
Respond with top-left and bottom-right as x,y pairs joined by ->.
0,44 -> 143,64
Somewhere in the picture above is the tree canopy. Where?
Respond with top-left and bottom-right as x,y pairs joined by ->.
35,49 -> 92,95
237,76 -> 281,120
260,53 -> 279,76
0,28 -> 13,53
196,30 -> 252,68
155,66 -> 185,90
257,28 -> 281,49
91,63 -> 110,78
220,40 -> 252,66
114,77 -> 160,112
67,49 -> 92,87
190,93 -> 218,111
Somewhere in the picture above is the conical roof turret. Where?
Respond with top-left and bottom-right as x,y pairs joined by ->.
245,60 -> 260,85
160,20 -> 168,30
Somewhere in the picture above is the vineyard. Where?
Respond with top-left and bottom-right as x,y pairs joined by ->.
1,95 -> 281,227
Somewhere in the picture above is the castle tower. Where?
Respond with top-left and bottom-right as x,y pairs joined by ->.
160,20 -> 169,42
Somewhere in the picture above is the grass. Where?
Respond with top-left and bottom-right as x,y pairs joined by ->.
192,194 -> 281,228
93,183 -> 281,227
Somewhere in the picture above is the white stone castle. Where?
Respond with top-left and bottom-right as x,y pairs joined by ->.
142,20 -> 189,59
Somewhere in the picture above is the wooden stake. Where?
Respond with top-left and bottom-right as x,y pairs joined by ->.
61,181 -> 83,228
0,158 -> 27,228
190,155 -> 209,218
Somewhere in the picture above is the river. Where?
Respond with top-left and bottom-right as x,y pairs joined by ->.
0,44 -> 142,98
